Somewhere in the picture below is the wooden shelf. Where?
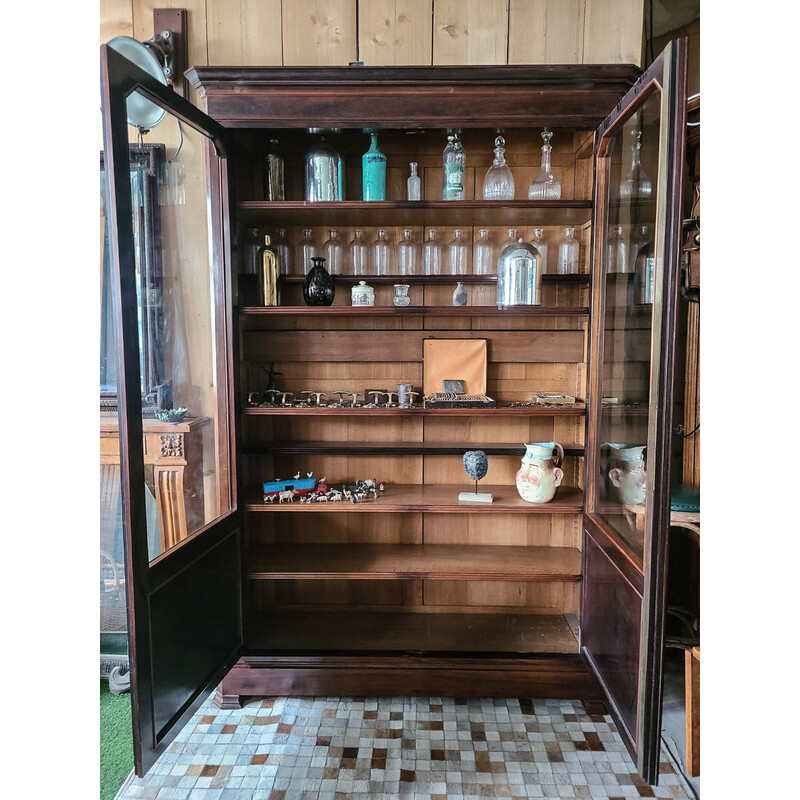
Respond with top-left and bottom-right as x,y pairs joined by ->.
237,200 -> 593,228
278,274 -> 590,285
243,441 -> 584,457
246,543 -> 581,581
239,304 -> 589,317
248,611 -> 579,654
243,403 -> 586,417
245,483 -> 583,513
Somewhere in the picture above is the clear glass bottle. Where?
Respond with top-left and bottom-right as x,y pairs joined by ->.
407,162 -> 421,201
528,128 -> 562,200
442,131 -> 466,201
264,138 -> 285,201
619,129 -> 652,200
297,228 -> 317,275
348,229 -> 368,275
305,137 -> 343,202
530,228 -> 548,274
244,227 -> 261,275
473,229 -> 494,275
556,227 -> 580,275
447,229 -> 468,275
501,228 -> 519,253
628,224 -> 650,274
362,130 -> 386,201
483,135 -> 515,200
323,229 -> 344,275
606,225 -> 628,274
422,229 -> 443,275
371,229 -> 392,275
635,235 -> 656,304
397,229 -> 419,276
273,227 -> 291,275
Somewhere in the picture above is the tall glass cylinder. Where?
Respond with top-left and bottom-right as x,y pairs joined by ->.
264,138 -> 285,201
397,229 -> 419,276
324,229 -> 344,275
372,229 -> 392,275
473,229 -> 493,275
530,228 -> 548,274
305,138 -> 343,202
348,229 -> 368,275
556,227 -> 580,275
423,229 -> 442,275
297,228 -> 317,275
447,229 -> 468,275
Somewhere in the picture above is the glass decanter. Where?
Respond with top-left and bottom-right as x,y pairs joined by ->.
442,131 -> 466,201
348,229 -> 368,275
530,228 -> 548,274
528,128 -> 561,200
273,227 -> 291,275
423,229 -> 443,275
407,162 -> 421,201
619,129 -> 652,200
447,229 -> 468,274
323,229 -> 344,275
372,229 -> 392,275
606,225 -> 628,274
482,135 -> 515,200
473,229 -> 493,275
397,229 -> 419,276
298,228 -> 317,275
556,227 -> 579,275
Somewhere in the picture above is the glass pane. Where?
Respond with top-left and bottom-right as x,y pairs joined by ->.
124,95 -> 232,561
591,91 -> 661,563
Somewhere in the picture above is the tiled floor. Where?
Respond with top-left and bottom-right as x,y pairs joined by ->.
115,695 -> 693,800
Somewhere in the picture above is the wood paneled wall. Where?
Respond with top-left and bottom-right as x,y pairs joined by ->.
102,0 -> 645,87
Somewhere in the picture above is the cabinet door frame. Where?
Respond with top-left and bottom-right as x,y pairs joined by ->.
582,38 -> 688,783
100,43 -> 244,777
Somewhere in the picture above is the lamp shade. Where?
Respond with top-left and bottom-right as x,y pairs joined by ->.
107,35 -> 168,130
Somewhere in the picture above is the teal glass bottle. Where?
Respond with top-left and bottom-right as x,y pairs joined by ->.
362,130 -> 386,201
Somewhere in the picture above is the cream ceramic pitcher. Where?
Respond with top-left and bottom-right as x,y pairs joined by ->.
515,442 -> 564,504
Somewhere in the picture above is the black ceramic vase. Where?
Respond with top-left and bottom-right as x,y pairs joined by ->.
303,257 -> 335,306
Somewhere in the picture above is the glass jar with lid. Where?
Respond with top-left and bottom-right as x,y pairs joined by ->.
447,229 -> 468,275
323,229 -> 344,275
556,227 -> 580,275
397,229 -> 419,276
473,229 -> 493,275
422,229 -> 443,275
372,229 -> 392,275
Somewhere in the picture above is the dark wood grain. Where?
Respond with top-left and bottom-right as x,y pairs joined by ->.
246,543 -> 581,581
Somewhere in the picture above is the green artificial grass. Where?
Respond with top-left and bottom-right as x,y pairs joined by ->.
100,681 -> 133,800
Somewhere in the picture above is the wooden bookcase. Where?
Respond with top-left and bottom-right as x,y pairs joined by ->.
181,64 -> 645,706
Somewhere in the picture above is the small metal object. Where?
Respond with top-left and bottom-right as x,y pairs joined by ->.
384,392 -> 398,407
279,392 -> 294,406
247,392 -> 262,406
405,392 -> 420,407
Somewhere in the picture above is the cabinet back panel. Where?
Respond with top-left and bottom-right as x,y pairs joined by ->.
423,513 -> 580,548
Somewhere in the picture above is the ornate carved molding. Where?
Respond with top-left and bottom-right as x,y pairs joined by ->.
160,433 -> 184,458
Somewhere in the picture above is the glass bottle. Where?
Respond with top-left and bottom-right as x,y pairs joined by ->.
264,138 -> 285,201
397,229 -> 419,276
528,128 -> 561,200
422,229 -> 442,275
530,228 -> 548,274
447,229 -> 468,275
362,130 -> 386,201
482,135 -> 515,200
305,137 -> 343,202
619,129 -> 652,200
606,225 -> 628,274
371,229 -> 392,275
297,228 -> 317,275
473,229 -> 494,275
273,228 -> 291,275
244,227 -> 261,275
323,229 -> 344,275
634,236 -> 656,304
257,234 -> 280,306
556,227 -> 580,274
500,228 -> 519,254
348,229 -> 368,276
407,162 -> 421,201
442,131 -> 466,201
303,257 -> 335,306
628,224 -> 650,274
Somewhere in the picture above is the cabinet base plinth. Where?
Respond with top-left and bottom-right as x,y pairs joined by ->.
214,654 -> 603,708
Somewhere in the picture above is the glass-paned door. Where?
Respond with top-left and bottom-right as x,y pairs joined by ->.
582,39 -> 687,784
101,43 -> 242,776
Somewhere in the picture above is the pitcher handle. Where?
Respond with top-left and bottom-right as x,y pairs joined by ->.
552,443 -> 564,467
